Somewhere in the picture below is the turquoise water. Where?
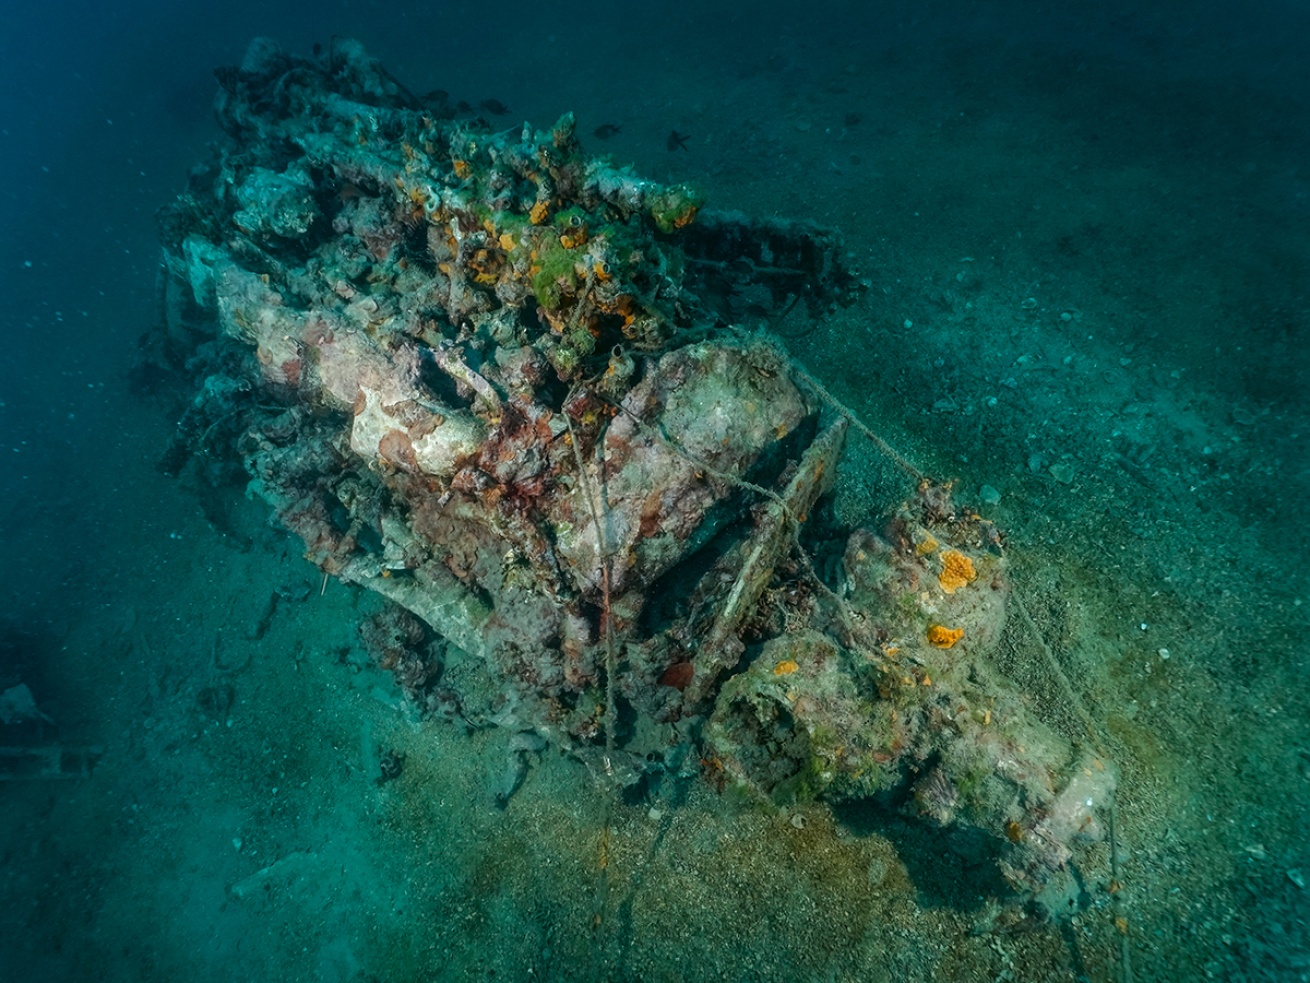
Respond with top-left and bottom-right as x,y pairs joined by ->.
1,2 -> 1306,981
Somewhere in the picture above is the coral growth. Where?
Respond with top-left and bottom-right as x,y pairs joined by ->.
927,625 -> 964,648
938,549 -> 977,594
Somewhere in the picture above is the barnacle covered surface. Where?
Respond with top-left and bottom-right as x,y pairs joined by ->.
150,37 -> 1113,917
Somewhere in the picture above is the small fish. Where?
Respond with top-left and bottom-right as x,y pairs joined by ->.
667,129 -> 690,152
480,98 -> 511,116
593,122 -> 622,140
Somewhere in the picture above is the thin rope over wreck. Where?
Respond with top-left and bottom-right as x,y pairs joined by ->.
144,35 -> 1120,926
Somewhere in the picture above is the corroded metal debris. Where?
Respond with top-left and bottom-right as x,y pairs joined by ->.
144,37 -> 1114,919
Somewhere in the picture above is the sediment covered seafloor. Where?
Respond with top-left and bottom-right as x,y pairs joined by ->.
0,4 -> 1305,981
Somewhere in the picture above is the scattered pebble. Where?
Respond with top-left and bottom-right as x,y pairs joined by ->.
1290,869 -> 1306,889
868,858 -> 889,885
1157,648 -> 1171,660
979,484 -> 1002,505
1048,462 -> 1076,484
647,807 -> 664,822
790,813 -> 807,829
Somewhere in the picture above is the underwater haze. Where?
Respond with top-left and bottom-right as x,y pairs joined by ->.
1,1 -> 1307,981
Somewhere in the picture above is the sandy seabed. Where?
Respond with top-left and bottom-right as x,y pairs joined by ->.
1,3 -> 1306,981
